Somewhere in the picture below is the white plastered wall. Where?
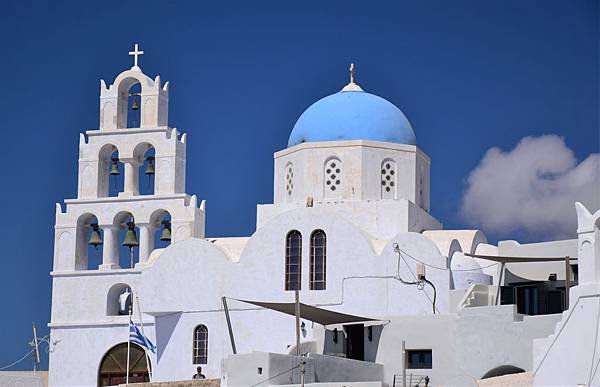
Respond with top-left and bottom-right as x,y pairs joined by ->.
273,140 -> 430,207
133,207 -> 450,381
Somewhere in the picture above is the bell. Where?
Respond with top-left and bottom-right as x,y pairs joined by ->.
144,156 -> 155,176
109,158 -> 120,176
160,220 -> 171,242
131,96 -> 140,111
122,221 -> 139,248
88,224 -> 103,249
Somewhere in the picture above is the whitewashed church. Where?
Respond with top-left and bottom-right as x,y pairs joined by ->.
48,46 -> 600,387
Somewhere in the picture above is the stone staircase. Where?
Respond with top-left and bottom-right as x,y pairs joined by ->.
456,284 -> 496,310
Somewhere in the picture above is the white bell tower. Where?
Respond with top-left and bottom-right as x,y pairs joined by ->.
52,44 -> 205,272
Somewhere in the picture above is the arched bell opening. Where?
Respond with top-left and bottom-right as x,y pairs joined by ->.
134,143 -> 156,196
106,283 -> 133,316
127,83 -> 142,128
98,144 -> 124,198
75,213 -> 103,270
150,210 -> 172,250
114,212 -> 140,269
108,150 -> 124,197
98,342 -> 151,386
116,77 -> 144,129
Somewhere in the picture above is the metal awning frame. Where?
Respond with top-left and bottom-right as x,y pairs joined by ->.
465,253 -> 575,307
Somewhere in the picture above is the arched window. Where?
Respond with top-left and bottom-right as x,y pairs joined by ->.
310,230 -> 326,290
285,230 -> 302,290
324,158 -> 342,199
193,325 -> 208,364
381,159 -> 396,199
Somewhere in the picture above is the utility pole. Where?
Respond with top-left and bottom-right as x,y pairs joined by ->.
31,323 -> 40,373
401,340 -> 406,387
565,256 -> 571,309
294,289 -> 305,387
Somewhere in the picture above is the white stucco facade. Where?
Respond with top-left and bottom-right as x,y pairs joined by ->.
48,56 -> 586,387
533,203 -> 600,386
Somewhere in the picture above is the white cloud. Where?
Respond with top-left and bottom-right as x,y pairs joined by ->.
460,135 -> 600,240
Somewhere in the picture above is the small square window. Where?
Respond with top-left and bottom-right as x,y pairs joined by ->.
406,349 -> 432,369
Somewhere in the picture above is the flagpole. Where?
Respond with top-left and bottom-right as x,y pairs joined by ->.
126,306 -> 131,385
135,293 -> 153,381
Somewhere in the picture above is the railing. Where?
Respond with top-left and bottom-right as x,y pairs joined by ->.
392,373 -> 431,387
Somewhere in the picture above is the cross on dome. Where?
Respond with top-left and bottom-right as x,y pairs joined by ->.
128,43 -> 144,68
341,62 -> 363,92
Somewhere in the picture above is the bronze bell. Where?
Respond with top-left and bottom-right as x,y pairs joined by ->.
109,158 -> 120,176
88,224 -> 103,249
145,156 -> 155,176
122,221 -> 139,248
160,220 -> 171,242
131,96 -> 140,111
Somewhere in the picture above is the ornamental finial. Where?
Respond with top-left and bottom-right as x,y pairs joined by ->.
341,62 -> 363,92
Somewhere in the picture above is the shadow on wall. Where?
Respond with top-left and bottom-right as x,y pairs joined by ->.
323,325 -> 383,362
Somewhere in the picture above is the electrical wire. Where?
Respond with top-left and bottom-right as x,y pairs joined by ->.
397,246 -> 500,272
0,349 -> 35,371
189,245 -> 449,317
396,248 -> 439,314
247,362 -> 302,387
534,294 -> 600,377
422,278 -> 437,314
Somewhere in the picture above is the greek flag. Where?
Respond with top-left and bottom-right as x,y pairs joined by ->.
129,319 -> 156,353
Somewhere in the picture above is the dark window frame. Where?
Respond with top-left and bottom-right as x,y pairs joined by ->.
309,230 -> 326,290
192,325 -> 208,364
285,230 -> 302,291
406,349 -> 432,369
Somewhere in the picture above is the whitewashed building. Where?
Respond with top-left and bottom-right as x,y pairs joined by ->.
48,48 -> 593,387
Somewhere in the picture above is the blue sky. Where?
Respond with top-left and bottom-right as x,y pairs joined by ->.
0,0 -> 597,371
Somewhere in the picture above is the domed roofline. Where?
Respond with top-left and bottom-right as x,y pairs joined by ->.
287,64 -> 416,148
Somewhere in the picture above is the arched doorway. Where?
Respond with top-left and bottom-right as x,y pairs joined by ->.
98,343 -> 150,386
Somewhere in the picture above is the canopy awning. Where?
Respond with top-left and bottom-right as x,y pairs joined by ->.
232,298 -> 378,326
465,253 -> 576,263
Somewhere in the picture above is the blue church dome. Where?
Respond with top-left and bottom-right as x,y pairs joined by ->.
288,85 -> 416,147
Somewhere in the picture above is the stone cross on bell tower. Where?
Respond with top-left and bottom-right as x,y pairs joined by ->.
53,45 -> 205,272
99,46 -> 169,130
128,43 -> 144,68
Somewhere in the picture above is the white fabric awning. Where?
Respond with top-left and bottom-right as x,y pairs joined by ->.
233,298 -> 379,326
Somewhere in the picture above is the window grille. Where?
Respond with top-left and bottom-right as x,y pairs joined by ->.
285,230 -> 302,290
310,230 -> 326,290
192,325 -> 208,364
